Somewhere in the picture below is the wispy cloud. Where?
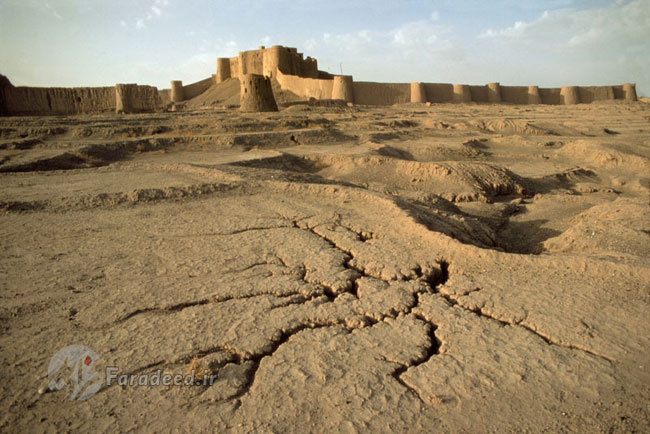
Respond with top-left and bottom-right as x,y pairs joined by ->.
302,12 -> 457,80
474,0 -> 650,87
134,0 -> 170,30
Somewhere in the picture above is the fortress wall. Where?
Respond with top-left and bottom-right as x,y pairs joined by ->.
578,86 -> 614,103
539,88 -> 562,105
422,83 -> 454,103
221,46 -> 322,81
262,46 -> 319,78
158,89 -> 171,106
229,58 -> 241,79
500,86 -> 530,104
0,82 -> 116,115
301,57 -> 319,78
274,69 -> 333,99
239,50 -> 264,76
469,85 -> 489,103
115,84 -> 161,113
410,82 -> 426,103
622,83 -> 637,101
352,82 -> 410,105
182,77 -> 215,100
528,86 -> 541,104
612,85 -> 625,100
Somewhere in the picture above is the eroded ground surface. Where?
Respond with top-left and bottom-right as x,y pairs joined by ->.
1,101 -> 649,433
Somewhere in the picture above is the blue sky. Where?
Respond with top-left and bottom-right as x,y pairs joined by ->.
1,0 -> 648,95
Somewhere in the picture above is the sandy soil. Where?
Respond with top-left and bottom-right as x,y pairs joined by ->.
1,100 -> 649,433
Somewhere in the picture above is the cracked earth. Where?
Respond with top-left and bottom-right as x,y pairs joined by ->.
1,101 -> 650,432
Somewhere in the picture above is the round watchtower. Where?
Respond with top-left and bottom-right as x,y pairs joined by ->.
560,86 -> 580,105
170,81 -> 184,103
240,74 -> 278,112
410,82 -> 426,103
623,83 -> 637,101
332,76 -> 354,103
487,82 -> 501,103
216,58 -> 231,83
452,84 -> 471,103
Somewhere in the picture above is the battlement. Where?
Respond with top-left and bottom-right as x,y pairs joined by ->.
216,45 -> 325,83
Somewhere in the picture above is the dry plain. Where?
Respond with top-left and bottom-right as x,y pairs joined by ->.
1,98 -> 649,433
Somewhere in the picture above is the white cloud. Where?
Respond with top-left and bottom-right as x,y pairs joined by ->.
132,0 -> 170,29
43,1 -> 62,19
120,20 -> 127,28
473,0 -> 650,93
479,1 -> 650,51
303,12 -> 456,81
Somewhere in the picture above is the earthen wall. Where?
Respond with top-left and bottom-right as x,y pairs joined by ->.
500,86 -> 530,104
182,77 -> 215,100
0,83 -> 115,115
352,82 -> 410,105
274,69 -> 334,99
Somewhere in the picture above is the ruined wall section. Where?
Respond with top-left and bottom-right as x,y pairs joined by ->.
115,84 -> 161,114
500,86 -> 531,105
261,71 -> 636,107
422,84 -> 454,103
275,70 -> 333,100
182,77 -> 215,100
0,76 -> 162,116
352,82 -> 410,105
0,77 -> 116,115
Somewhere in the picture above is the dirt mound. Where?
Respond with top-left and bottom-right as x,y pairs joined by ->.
184,78 -> 241,108
0,138 -> 175,172
469,119 -> 555,135
560,139 -> 650,171
311,154 -> 525,202
543,198 -> 650,258
183,77 -> 306,109
364,139 -> 490,162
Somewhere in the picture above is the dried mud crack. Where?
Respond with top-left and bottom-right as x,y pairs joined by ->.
3,102 -> 649,433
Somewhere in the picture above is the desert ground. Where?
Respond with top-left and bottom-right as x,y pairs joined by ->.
1,96 -> 649,433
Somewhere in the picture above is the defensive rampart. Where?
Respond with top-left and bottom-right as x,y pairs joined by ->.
0,75 -> 161,115
268,72 -> 638,106
0,45 -> 640,116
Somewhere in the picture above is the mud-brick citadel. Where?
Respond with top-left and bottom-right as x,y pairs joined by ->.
0,44 -> 639,116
